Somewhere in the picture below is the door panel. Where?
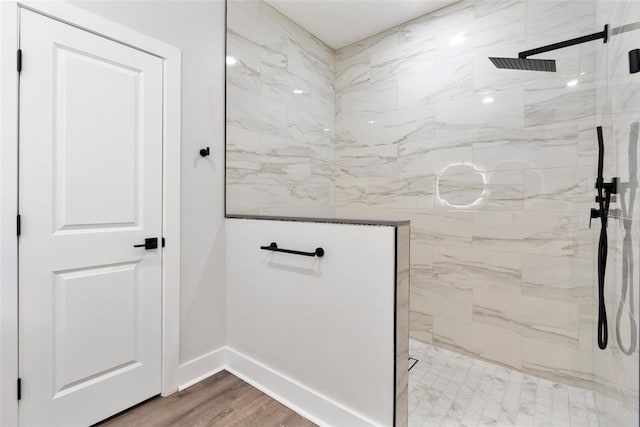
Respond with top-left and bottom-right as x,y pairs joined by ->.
55,46 -> 141,230
53,262 -> 140,396
19,9 -> 163,427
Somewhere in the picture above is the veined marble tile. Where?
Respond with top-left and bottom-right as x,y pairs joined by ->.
399,60 -> 473,108
226,40 -> 261,94
433,317 -> 522,370
333,207 -> 411,224
433,245 -> 522,294
311,92 -> 335,126
227,27 -> 287,70
226,170 -> 289,209
310,143 -> 335,177
261,62 -> 312,112
370,34 -> 437,85
335,27 -> 399,63
287,175 -> 332,207
288,107 -> 332,145
229,0 -> 261,18
578,116 -> 597,167
399,0 -> 474,48
259,2 -> 310,49
288,37 -> 333,91
522,338 -> 593,389
524,167 -> 592,213
435,87 -> 525,129
474,0 -> 522,19
335,111 -> 376,149
525,82 -> 595,127
308,35 -> 335,72
473,119 -> 579,145
526,1 -> 596,47
484,170 -> 525,211
336,55 -> 370,95
412,280 -> 474,323
335,177 -> 368,209
411,210 -> 474,247
473,288 -> 581,348
336,143 -> 397,178
227,85 -> 287,137
472,211 -> 578,256
366,176 -> 435,209
260,134 -> 311,176
436,0 -> 525,63
340,78 -> 399,114
370,103 -> 436,147
465,0 -> 526,54
257,206 -> 336,218
398,137 -> 469,178
473,134 -> 578,172
227,4 -> 287,63
522,254 -> 593,304
410,312 -> 434,344
226,125 -> 262,171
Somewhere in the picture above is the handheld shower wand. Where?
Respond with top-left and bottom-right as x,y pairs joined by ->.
590,126 -> 618,350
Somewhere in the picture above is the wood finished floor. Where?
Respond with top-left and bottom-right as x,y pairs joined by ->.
96,370 -> 316,427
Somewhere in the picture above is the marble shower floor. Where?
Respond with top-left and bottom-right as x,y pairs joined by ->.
408,340 -> 600,427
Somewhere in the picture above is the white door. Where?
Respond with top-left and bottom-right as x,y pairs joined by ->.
18,9 -> 163,426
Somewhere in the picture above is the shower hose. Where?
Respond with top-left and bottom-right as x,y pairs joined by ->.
596,181 -> 609,350
596,126 -> 608,350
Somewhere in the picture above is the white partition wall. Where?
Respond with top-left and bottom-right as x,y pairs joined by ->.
226,217 -> 409,426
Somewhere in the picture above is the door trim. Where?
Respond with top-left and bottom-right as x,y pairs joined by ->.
0,2 -> 182,425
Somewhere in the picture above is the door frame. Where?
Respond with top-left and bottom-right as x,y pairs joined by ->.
0,2 -> 182,425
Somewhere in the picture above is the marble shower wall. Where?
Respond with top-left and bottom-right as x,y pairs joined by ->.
593,1 -> 640,425
226,0 -> 336,217
334,0 -> 599,388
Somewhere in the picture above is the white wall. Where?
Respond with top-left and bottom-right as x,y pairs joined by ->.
226,218 -> 397,426
72,0 -> 227,378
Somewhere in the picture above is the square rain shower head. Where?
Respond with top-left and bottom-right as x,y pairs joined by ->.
489,57 -> 557,72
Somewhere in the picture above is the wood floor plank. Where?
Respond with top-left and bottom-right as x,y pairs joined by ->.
95,371 -> 316,427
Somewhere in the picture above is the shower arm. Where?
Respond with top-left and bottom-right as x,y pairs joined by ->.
518,25 -> 608,59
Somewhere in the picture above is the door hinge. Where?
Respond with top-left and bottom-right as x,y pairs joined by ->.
16,215 -> 21,236
17,378 -> 21,401
17,49 -> 22,73
162,237 -> 165,248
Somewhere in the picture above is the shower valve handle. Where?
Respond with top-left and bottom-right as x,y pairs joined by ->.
590,208 -> 601,229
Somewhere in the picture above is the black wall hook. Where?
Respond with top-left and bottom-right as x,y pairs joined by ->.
630,49 -> 640,74
200,147 -> 210,157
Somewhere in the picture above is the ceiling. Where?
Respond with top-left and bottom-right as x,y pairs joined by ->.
265,0 -> 458,50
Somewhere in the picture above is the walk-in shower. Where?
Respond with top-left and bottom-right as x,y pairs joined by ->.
226,0 -> 640,425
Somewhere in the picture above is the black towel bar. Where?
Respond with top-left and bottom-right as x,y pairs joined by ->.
260,242 -> 324,257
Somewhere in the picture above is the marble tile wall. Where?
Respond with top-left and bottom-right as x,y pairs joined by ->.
226,0 -> 336,217
225,0 -> 639,401
334,0 -> 600,388
593,1 -> 640,425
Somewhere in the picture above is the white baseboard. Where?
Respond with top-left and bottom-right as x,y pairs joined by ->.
225,347 -> 376,427
178,346 -> 226,391
177,346 -> 377,426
